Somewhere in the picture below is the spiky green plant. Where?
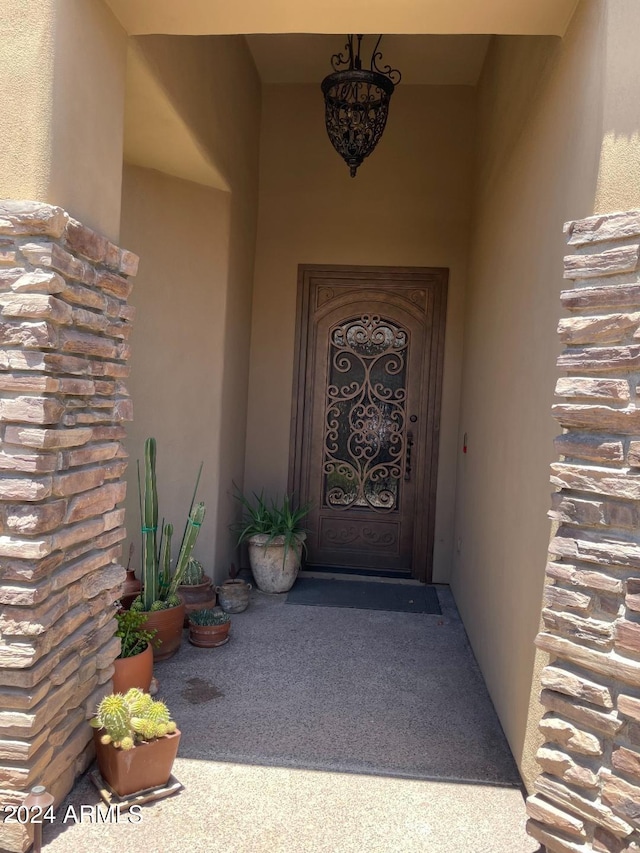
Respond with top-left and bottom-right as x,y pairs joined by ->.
167,501 -> 206,595
189,608 -> 231,626
231,487 -> 311,569
136,437 -> 205,611
139,438 -> 158,610
181,557 -> 205,586
90,695 -> 130,743
90,689 -> 177,750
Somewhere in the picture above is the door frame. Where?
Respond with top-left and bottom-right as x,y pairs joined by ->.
288,264 -> 448,582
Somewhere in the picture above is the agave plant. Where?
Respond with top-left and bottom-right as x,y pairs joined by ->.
133,437 -> 206,612
232,487 -> 311,567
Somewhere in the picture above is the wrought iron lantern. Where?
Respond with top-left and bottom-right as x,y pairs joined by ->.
321,35 -> 401,177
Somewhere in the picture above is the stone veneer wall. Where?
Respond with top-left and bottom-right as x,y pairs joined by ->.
527,211 -> 640,853
0,201 -> 137,853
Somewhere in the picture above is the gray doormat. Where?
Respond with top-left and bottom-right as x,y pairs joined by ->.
285,577 -> 441,614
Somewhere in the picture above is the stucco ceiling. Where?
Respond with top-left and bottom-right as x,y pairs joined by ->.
245,34 -> 491,87
104,0 -> 578,37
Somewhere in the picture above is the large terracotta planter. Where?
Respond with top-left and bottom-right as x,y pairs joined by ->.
248,533 -> 306,594
93,729 -> 181,797
142,602 -> 185,661
188,620 -> 230,648
178,579 -> 216,626
112,643 -> 153,694
216,579 -> 251,613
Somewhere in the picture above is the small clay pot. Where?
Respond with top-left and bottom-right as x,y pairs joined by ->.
188,620 -> 230,648
142,601 -> 186,661
216,579 -> 251,613
113,642 -> 153,694
178,578 -> 217,627
94,729 -> 181,797
120,570 -> 142,611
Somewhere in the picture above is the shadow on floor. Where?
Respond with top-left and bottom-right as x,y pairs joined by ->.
43,586 -> 538,853
162,586 -> 522,787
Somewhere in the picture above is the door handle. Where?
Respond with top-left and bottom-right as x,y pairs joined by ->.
404,430 -> 414,481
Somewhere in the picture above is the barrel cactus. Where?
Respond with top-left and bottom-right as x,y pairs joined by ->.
90,689 -> 177,749
181,558 -> 205,586
90,695 -> 130,745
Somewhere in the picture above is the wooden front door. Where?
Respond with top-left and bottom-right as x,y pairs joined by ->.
289,265 -> 447,582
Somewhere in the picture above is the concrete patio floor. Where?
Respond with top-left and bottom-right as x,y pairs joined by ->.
43,583 -> 539,853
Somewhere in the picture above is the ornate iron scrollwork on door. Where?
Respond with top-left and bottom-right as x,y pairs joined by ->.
323,314 -> 408,513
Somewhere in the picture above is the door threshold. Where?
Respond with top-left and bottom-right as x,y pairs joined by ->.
301,565 -> 413,581
299,570 -> 425,586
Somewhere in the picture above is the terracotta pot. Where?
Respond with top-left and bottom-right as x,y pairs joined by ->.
142,602 -> 185,661
216,579 -> 251,613
112,643 -> 153,694
178,579 -> 217,626
93,729 -> 181,797
248,533 -> 306,594
188,620 -> 230,648
119,570 -> 141,611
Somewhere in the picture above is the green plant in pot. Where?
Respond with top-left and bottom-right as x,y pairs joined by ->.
178,557 -> 216,626
90,688 -> 180,797
188,608 -> 231,648
130,437 -> 206,661
233,489 -> 310,594
112,609 -> 157,694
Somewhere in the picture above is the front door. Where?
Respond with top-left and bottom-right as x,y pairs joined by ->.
289,265 -> 447,581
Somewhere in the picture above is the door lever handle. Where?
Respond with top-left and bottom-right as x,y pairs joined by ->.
404,430 -> 414,481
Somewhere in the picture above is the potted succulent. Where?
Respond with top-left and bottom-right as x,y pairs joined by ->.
112,609 -> 156,694
178,557 -> 216,626
188,608 -> 231,648
129,437 -> 206,661
216,563 -> 251,613
233,490 -> 310,594
90,688 -> 180,797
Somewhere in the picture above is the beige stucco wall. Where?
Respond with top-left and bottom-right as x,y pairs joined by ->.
594,0 -> 640,212
104,0 -> 577,37
2,0 -> 126,240
120,35 -> 260,581
452,0 -> 640,790
120,166 -> 230,576
244,83 -> 475,582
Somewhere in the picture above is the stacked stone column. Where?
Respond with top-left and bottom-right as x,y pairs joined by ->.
0,201 -> 137,853
527,211 -> 640,853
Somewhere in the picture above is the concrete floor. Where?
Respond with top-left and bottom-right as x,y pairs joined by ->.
43,583 -> 539,853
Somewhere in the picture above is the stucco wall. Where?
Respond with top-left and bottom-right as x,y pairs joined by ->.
104,0 -> 577,38
2,0 -> 127,241
120,35 -> 260,581
244,83 -> 475,582
452,0 -> 640,790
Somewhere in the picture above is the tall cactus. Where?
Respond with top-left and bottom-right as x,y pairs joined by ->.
159,522 -> 173,600
168,501 -> 206,596
139,437 -> 159,611
136,437 -> 205,610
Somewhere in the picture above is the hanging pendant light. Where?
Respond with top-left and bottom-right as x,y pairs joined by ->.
321,35 -> 401,178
